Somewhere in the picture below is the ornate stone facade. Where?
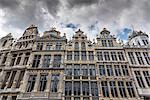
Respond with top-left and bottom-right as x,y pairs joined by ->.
0,25 -> 150,100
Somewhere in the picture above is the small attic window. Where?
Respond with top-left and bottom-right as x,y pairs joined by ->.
2,40 -> 7,47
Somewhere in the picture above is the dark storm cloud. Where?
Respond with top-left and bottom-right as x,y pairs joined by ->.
0,0 -> 61,30
0,0 -> 19,9
0,0 -> 150,40
40,0 -> 60,17
66,0 -> 99,8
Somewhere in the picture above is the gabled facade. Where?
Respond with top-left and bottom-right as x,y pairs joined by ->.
0,25 -> 150,100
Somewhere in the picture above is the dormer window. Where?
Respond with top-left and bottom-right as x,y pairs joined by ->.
36,43 -> 43,50
81,42 -> 86,50
56,43 -> 62,50
142,40 -> 149,45
75,37 -> 78,39
2,40 -> 7,47
102,40 -> 107,47
74,42 -> 79,50
108,40 -> 113,47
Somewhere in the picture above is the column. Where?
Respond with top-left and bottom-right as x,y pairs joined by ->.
89,81 -> 92,100
5,53 -> 12,67
72,51 -> 74,61
71,81 -> 74,100
27,53 -> 34,68
58,73 -> 63,97
45,74 -> 51,92
0,53 -> 5,64
64,51 -> 67,60
39,55 -> 44,68
20,72 -> 28,92
0,71 -> 6,88
50,54 -> 54,68
61,54 -> 63,68
7,95 -> 12,100
87,51 -> 89,61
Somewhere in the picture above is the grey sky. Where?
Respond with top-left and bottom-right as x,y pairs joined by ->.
0,0 -> 150,41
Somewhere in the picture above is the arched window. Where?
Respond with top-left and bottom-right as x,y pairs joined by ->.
81,42 -> 86,50
2,40 -> 7,47
74,42 -> 79,50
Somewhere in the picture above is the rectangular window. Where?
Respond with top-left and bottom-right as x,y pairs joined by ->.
67,51 -> 72,60
109,81 -> 118,97
97,52 -> 103,61
143,71 -> 150,87
106,65 -> 113,76
2,53 -> 8,64
128,52 -> 136,64
74,65 -> 80,79
102,40 -> 107,47
16,71 -> 25,88
7,71 -> 17,88
10,54 -> 17,66
74,51 -> 79,61
55,43 -> 62,50
121,65 -> 129,76
101,81 -> 109,97
99,65 -> 106,76
65,81 -> 72,96
16,53 -> 22,65
39,75 -> 47,91
51,74 -> 59,92
91,82 -> 98,96
143,52 -> 150,65
135,52 -> 144,65
88,51 -> 94,60
118,81 -> 127,97
23,53 -> 30,65
43,55 -> 51,67
104,52 -> 110,61
114,65 -> 122,76
111,52 -> 117,61
36,43 -> 43,50
65,68 -> 72,76
81,65 -> 88,76
118,52 -> 125,61
74,81 -> 80,95
89,65 -> 96,76
82,82 -> 89,95
134,71 -> 145,88
1,71 -> 11,89
81,51 -> 87,61
2,96 -> 7,100
126,81 -> 135,97
26,75 -> 36,92
108,40 -> 113,47
32,55 -> 41,68
46,43 -> 52,50
12,96 -> 17,100
53,55 -> 61,67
